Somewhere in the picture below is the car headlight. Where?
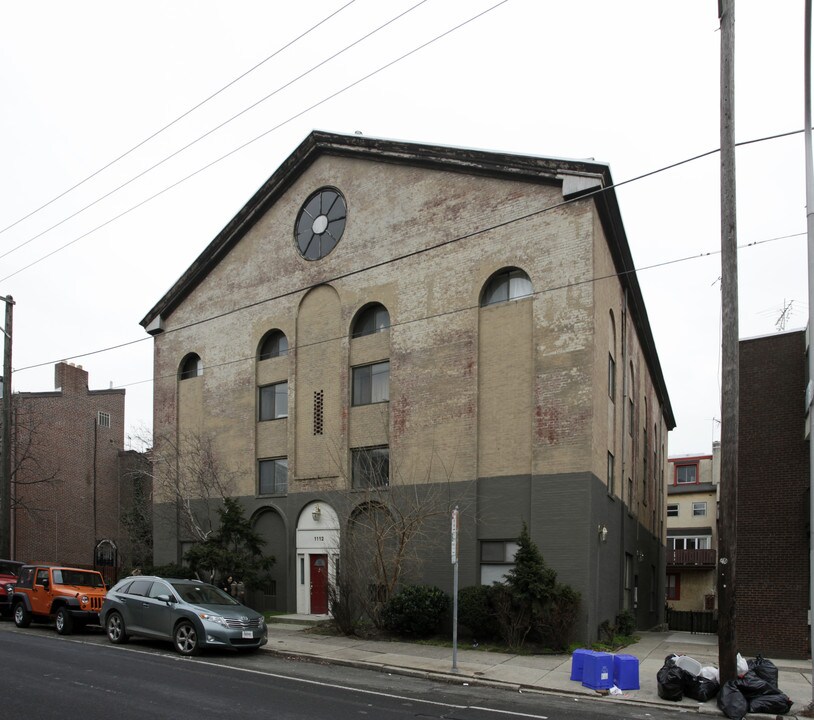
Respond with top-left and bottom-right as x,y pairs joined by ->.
5,584 -> 13,596
198,612 -> 228,627
81,595 -> 89,605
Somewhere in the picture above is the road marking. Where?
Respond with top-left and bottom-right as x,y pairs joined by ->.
7,628 -> 553,719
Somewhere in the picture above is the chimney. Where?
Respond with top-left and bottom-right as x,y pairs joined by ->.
55,362 -> 89,395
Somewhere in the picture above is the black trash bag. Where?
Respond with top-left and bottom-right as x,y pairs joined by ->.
717,681 -> 748,720
656,662 -> 685,701
735,670 -> 777,698
747,654 -> 779,687
748,692 -> 793,715
683,673 -> 720,702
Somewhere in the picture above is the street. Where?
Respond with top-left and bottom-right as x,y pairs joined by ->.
0,622 -> 678,720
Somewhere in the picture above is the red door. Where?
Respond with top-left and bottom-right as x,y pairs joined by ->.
309,554 -> 328,614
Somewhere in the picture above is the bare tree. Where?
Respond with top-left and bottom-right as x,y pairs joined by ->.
9,396 -> 61,511
328,442 -> 471,631
129,426 -> 237,551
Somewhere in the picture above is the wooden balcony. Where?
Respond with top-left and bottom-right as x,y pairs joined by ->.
667,548 -> 717,568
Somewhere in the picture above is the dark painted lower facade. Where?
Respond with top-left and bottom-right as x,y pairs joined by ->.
154,472 -> 664,643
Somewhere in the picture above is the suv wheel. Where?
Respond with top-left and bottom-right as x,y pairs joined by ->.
106,611 -> 129,644
55,607 -> 74,635
173,620 -> 201,656
13,601 -> 31,628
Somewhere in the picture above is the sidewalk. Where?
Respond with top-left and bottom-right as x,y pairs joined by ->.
264,618 -> 812,714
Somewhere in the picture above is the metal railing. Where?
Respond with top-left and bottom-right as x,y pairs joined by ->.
666,548 -> 717,567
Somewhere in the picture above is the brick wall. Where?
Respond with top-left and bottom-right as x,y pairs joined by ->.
737,330 -> 809,658
11,363 -> 127,569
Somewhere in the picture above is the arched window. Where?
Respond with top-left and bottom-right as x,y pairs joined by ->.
258,330 -> 288,360
178,353 -> 202,380
480,268 -> 533,306
352,303 -> 390,338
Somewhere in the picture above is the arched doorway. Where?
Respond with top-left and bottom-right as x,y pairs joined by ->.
251,507 -> 287,612
296,502 -> 339,615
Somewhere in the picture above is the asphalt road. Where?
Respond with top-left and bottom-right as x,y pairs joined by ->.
0,621 -> 678,720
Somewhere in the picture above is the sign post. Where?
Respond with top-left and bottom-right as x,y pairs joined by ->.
451,505 -> 459,673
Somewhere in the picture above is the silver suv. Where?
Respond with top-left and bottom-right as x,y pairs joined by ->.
101,576 -> 267,656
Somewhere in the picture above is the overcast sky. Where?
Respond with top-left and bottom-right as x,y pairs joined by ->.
0,1 -> 806,456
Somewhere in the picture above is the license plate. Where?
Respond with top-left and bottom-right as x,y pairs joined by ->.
242,631 -> 253,639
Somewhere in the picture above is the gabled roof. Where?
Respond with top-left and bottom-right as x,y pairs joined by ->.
140,130 -> 675,428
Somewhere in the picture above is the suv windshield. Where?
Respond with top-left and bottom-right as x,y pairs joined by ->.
53,569 -> 105,588
0,561 -> 21,576
170,582 -> 239,606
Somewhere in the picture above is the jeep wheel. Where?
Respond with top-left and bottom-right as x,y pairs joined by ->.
106,611 -> 129,644
55,607 -> 74,635
13,601 -> 31,628
173,620 -> 200,656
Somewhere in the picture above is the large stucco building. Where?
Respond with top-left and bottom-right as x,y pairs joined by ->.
141,131 -> 674,641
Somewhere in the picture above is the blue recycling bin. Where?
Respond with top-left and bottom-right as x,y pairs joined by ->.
570,648 -> 596,681
581,651 -> 613,690
613,653 -> 640,690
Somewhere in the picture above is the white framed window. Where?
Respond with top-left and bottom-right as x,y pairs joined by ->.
675,463 -> 698,485
481,268 -> 533,306
480,540 -> 520,584
97,411 -> 111,428
259,458 -> 288,495
352,304 -> 390,338
259,382 -> 288,420
668,536 -> 710,550
258,330 -> 288,360
352,362 -> 389,405
667,503 -> 679,517
351,446 -> 389,488
692,501 -> 707,517
607,451 -> 615,495
178,353 -> 202,380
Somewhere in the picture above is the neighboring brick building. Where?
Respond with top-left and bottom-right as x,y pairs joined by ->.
737,329 -> 809,658
666,446 -> 719,613
141,131 -> 675,642
10,362 -> 148,582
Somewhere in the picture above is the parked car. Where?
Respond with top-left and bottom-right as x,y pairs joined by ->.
101,576 -> 267,656
12,564 -> 107,633
0,560 -> 24,617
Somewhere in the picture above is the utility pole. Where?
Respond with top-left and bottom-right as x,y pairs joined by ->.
803,0 -> 814,704
0,295 -> 14,559
717,0 -> 739,684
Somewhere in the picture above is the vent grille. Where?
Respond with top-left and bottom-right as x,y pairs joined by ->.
313,390 -> 324,435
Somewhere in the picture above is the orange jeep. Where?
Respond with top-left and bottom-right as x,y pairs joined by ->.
12,564 -> 107,635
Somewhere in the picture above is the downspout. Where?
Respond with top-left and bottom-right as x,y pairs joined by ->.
93,415 -> 98,567
620,289 -> 628,610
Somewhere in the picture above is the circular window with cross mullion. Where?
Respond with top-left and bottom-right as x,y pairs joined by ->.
295,187 -> 346,260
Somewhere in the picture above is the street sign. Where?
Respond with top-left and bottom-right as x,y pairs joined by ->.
451,507 -> 459,564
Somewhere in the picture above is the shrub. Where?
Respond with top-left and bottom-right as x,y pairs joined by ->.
328,578 -> 361,636
140,563 -> 197,579
492,522 -> 580,650
536,583 -> 581,649
458,584 -> 500,641
615,609 -> 636,637
381,584 -> 450,637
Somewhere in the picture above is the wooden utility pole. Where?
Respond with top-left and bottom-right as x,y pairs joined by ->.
717,0 -> 739,684
803,0 -> 814,703
0,295 -> 13,559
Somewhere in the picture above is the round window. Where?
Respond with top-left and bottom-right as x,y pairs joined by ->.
294,187 -> 346,260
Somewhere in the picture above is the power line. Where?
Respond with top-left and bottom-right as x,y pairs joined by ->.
0,0 -> 430,264
0,1 -> 510,284
0,0 -> 358,241
14,227 -> 803,380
